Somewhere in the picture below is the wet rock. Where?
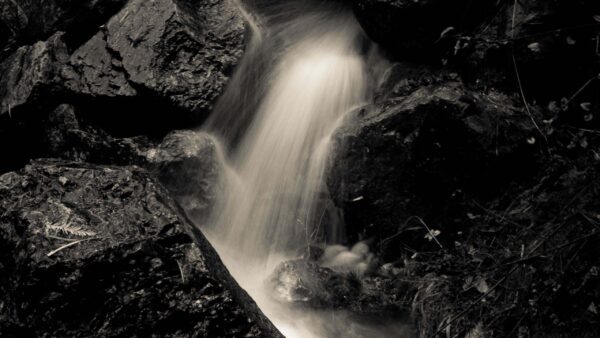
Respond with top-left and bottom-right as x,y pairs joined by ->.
0,0 -> 245,131
147,130 -> 222,223
352,0 -> 496,58
450,0 -> 600,103
0,0 -> 245,170
0,0 -> 126,57
328,79 -> 543,257
64,0 -> 245,122
44,104 -> 153,166
0,32 -> 68,116
0,160 -> 282,337
268,259 -> 410,317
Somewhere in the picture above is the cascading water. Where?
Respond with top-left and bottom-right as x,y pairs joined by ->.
199,1 -> 409,337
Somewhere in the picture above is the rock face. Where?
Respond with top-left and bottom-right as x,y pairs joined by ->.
352,0 -> 495,58
0,0 -> 126,57
0,0 -> 246,172
148,130 -> 222,223
328,77 -> 543,258
269,259 -> 409,315
63,0 -> 245,120
0,32 -> 69,116
0,160 -> 282,337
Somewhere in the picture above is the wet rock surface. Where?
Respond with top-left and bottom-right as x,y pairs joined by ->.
329,79 -> 543,257
0,0 -> 245,172
148,130 -> 222,223
329,1 -> 600,336
0,0 -> 126,57
0,160 -> 282,337
268,259 -> 411,318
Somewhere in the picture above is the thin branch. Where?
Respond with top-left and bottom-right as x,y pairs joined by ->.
415,216 -> 445,251
511,0 -> 547,144
47,237 -> 100,257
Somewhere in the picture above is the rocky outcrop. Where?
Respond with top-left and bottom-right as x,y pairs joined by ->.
0,160 -> 282,337
148,130 -> 222,223
0,32 -> 69,116
352,0 -> 496,59
63,0 -> 245,120
328,77 -> 543,258
0,0 -> 126,57
269,259 -> 411,316
0,0 -> 246,172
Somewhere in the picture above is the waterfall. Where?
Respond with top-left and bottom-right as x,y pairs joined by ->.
200,2 -> 402,337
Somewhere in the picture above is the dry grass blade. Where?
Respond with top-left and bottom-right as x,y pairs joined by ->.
46,237 -> 100,257
511,0 -> 547,144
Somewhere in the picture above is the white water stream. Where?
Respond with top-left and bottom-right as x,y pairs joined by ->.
200,2 -> 410,337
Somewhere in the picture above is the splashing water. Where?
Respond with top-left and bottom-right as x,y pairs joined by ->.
200,2 -> 409,337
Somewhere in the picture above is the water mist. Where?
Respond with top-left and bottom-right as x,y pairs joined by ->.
200,2 -> 408,337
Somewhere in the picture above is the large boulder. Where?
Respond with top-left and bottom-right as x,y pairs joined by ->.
327,78 -> 544,258
147,130 -> 222,223
352,0 -> 496,59
0,32 -> 69,117
0,0 -> 126,57
0,160 -> 282,337
0,0 -> 246,135
0,0 -> 246,172
63,0 -> 245,122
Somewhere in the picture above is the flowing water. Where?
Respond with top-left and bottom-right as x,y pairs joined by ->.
200,1 -> 409,337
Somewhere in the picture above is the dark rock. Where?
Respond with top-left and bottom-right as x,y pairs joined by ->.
148,130 -> 222,223
0,0 -> 246,170
0,160 -> 282,337
327,79 -> 544,257
44,104 -> 153,166
0,32 -> 68,116
0,0 -> 245,128
0,0 -> 127,57
352,0 -> 496,59
66,0 -> 245,122
268,259 -> 410,317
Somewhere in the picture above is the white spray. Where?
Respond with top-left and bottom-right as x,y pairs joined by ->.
201,2 -> 406,337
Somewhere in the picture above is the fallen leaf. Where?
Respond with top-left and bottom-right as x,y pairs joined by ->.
476,277 -> 490,294
439,26 -> 454,38
527,42 -> 541,52
581,102 -> 592,111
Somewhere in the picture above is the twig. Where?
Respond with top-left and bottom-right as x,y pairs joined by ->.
46,237 -> 100,257
565,73 -> 599,105
511,0 -> 547,144
177,260 -> 185,284
415,216 -> 445,251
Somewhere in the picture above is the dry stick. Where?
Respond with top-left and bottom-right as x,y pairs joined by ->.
565,73 -> 600,105
177,260 -> 186,284
46,237 -> 100,257
510,0 -> 547,144
415,216 -> 445,251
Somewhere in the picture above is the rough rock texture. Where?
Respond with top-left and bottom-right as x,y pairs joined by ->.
269,259 -> 411,317
0,0 -> 246,172
352,0 -> 496,59
329,78 -> 543,257
0,0 -> 126,57
0,160 -> 282,337
148,130 -> 222,223
0,32 -> 68,115
330,1 -> 600,336
63,0 -> 245,120
44,104 -> 153,166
